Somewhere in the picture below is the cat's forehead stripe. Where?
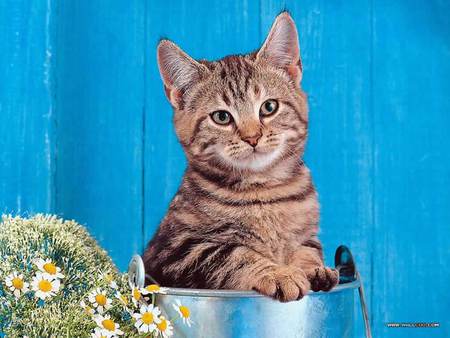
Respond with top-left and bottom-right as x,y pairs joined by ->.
221,92 -> 231,106
217,56 -> 255,103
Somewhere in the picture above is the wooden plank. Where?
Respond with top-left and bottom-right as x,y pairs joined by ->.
55,1 -> 145,270
144,0 -> 262,242
261,2 -> 373,336
372,1 -> 450,336
0,0 -> 56,214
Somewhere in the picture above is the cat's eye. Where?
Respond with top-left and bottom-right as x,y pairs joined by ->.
210,110 -> 233,125
260,99 -> 279,117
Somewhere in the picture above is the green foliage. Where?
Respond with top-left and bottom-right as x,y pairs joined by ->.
0,215 -> 168,337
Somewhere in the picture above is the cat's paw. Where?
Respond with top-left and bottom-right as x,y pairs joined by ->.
252,266 -> 310,302
305,266 -> 339,292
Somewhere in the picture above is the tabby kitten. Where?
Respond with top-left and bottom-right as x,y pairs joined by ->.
143,12 -> 338,302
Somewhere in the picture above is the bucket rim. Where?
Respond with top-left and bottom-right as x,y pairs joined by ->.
156,280 -> 360,298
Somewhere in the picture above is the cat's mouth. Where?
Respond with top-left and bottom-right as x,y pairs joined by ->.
229,145 -> 284,171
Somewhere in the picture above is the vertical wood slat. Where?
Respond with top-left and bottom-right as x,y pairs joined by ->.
143,0 -> 262,243
0,0 -> 56,214
55,1 -> 145,270
372,1 -> 450,336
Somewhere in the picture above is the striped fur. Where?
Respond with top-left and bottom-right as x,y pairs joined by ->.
144,12 -> 338,302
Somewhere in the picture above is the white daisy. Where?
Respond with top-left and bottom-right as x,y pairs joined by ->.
156,316 -> 174,338
80,299 -> 95,315
4,272 -> 29,298
31,272 -> 61,300
94,314 -> 124,336
131,285 -> 142,307
132,303 -> 161,333
141,284 -> 168,295
34,258 -> 64,280
88,288 -> 112,313
172,299 -> 193,327
99,272 -> 118,289
91,327 -> 109,338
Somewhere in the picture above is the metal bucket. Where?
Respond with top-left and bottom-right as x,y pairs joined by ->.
128,246 -> 371,338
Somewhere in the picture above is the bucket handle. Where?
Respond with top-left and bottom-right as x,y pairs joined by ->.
127,254 -> 146,288
357,271 -> 372,338
128,254 -> 159,288
335,245 -> 372,338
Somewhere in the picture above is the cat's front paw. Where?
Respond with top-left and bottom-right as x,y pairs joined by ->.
252,266 -> 310,302
305,266 -> 339,292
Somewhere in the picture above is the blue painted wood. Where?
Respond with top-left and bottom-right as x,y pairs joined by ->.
372,1 -> 450,337
54,1 -> 145,270
0,1 -> 449,335
0,0 -> 56,214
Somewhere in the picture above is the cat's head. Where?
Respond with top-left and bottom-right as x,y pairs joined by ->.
157,12 -> 308,173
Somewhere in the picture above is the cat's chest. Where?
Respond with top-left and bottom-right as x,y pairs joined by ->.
230,197 -> 319,244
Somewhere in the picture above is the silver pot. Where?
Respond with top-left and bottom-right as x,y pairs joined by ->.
128,246 -> 371,338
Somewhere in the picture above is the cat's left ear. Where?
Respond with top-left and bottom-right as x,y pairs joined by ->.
157,39 -> 209,109
256,12 -> 302,83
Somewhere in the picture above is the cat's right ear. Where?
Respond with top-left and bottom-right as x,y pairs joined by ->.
157,39 -> 208,109
256,12 -> 302,83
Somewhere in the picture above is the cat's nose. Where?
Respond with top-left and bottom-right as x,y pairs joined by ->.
241,133 -> 262,147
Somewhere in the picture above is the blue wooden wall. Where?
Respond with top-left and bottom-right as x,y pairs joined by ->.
1,1 -> 449,336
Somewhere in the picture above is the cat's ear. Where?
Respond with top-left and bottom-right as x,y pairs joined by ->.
256,12 -> 302,83
157,39 -> 208,108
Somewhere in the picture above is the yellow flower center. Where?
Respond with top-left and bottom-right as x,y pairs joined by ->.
102,319 -> 116,331
142,312 -> 154,325
179,305 -> 190,318
133,287 -> 141,301
95,294 -> 107,306
43,262 -> 57,275
12,277 -> 24,290
157,319 -> 167,331
145,284 -> 160,292
38,280 -> 52,292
